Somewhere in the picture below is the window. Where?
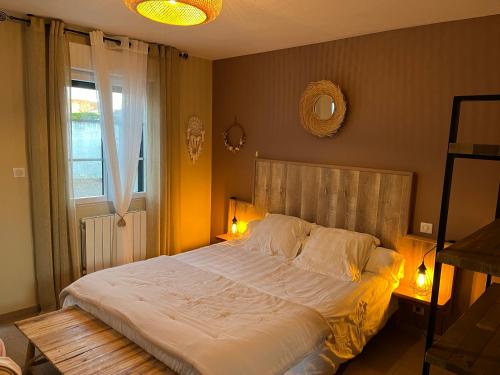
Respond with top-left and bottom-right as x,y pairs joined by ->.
70,80 -> 145,201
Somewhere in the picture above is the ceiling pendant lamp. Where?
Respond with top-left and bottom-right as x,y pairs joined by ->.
124,0 -> 223,26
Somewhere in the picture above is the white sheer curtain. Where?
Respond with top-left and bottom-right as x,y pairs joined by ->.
90,31 -> 148,264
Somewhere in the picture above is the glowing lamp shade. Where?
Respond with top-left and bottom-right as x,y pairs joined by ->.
411,261 -> 432,296
124,0 -> 223,26
231,216 -> 238,235
236,221 -> 248,234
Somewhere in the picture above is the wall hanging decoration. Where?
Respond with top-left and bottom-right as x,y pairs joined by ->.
299,80 -> 347,138
186,116 -> 205,163
124,0 -> 223,26
223,118 -> 247,153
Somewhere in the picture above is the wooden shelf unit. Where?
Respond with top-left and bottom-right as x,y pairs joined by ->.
437,219 -> 500,277
448,143 -> 500,160
422,94 -> 500,375
426,284 -> 500,374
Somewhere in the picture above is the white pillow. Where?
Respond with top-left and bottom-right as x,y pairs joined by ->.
365,247 -> 405,284
293,226 -> 380,281
244,214 -> 313,260
241,219 -> 262,239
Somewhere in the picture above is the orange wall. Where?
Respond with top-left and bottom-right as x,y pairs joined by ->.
178,57 -> 213,251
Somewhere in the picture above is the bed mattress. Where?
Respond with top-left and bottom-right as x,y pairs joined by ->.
62,241 -> 396,374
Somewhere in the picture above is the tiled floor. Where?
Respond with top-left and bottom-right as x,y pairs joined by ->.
1,317 -> 451,374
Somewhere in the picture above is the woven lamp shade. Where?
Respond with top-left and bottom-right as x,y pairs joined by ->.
124,0 -> 222,26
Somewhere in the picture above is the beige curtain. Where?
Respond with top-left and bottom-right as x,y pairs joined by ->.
146,45 -> 181,257
25,17 -> 79,311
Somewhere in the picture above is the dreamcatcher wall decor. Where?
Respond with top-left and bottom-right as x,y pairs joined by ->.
223,118 -> 247,153
186,116 -> 205,163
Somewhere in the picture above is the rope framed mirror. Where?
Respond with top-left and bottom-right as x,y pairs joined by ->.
299,80 -> 347,138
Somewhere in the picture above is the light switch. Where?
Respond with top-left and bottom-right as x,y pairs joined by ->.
420,222 -> 433,234
13,168 -> 26,178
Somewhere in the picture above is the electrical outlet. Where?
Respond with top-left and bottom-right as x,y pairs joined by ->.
412,304 -> 425,316
420,222 -> 433,234
13,168 -> 26,178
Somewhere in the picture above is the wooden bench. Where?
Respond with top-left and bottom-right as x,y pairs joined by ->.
15,306 -> 175,374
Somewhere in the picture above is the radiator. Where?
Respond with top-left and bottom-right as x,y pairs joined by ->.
81,211 -> 147,274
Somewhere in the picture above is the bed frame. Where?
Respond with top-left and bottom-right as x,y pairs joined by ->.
18,158 -> 417,375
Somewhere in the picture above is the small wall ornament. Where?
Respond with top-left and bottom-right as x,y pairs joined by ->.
186,116 -> 205,163
224,118 -> 247,153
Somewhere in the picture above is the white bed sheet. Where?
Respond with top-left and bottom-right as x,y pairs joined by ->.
62,240 -> 397,375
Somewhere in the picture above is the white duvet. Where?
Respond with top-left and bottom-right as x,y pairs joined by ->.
61,241 -> 396,375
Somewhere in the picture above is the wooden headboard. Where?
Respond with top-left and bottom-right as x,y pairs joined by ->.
252,159 -> 413,249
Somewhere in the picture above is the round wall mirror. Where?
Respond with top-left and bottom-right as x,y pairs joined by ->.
314,95 -> 335,120
299,80 -> 347,138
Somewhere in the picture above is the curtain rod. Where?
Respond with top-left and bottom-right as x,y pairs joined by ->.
5,13 -> 189,59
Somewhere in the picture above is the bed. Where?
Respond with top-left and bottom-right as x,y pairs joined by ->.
28,159 -> 415,374
61,239 -> 400,374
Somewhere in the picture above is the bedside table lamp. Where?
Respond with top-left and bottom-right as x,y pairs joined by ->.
411,245 -> 436,296
231,216 -> 238,235
414,261 -> 431,295
230,197 -> 238,236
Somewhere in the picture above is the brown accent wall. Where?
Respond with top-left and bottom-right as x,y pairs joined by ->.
212,15 -> 500,312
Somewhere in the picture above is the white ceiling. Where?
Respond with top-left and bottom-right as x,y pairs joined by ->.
1,0 -> 499,60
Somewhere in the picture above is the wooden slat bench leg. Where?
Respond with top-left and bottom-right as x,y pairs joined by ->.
23,341 -> 35,375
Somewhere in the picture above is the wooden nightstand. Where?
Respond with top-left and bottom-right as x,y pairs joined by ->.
215,233 -> 232,242
393,235 -> 455,334
394,285 -> 452,334
213,233 -> 246,244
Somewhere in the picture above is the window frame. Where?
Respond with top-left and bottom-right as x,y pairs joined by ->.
70,79 -> 146,205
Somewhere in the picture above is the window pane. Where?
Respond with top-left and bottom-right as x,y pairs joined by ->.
134,159 -> 144,193
112,90 -> 123,154
71,86 -> 101,159
72,161 -> 103,198
69,80 -> 146,199
133,172 -> 138,193
71,86 -> 98,118
72,121 -> 102,159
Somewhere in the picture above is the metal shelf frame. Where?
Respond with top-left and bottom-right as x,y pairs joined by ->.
422,94 -> 500,375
